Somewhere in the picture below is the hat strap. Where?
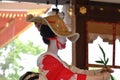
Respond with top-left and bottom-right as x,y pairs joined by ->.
48,37 -> 65,49
48,20 -> 55,23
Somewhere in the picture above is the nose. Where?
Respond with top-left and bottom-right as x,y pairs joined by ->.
65,38 -> 67,42
35,23 -> 42,31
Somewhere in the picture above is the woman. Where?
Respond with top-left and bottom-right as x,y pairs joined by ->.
26,14 -> 113,80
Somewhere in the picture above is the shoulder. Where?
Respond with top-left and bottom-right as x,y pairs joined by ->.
37,53 -> 59,66
43,54 -> 59,63
37,53 -> 46,67
38,53 -> 55,61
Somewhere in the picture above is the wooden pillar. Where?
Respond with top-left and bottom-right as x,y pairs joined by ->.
75,15 -> 87,69
72,0 -> 88,69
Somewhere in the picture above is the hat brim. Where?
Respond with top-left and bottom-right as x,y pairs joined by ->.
26,14 -> 80,42
26,14 -> 47,25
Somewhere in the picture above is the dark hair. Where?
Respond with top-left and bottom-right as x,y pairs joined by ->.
40,25 -> 55,44
19,71 -> 39,80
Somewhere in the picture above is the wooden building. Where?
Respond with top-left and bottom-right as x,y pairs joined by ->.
72,0 -> 120,69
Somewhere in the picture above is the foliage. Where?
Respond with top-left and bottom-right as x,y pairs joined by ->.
95,44 -> 109,68
95,44 -> 115,80
0,38 -> 45,80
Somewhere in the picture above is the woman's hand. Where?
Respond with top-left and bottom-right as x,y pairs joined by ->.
86,72 -> 110,80
101,67 -> 114,73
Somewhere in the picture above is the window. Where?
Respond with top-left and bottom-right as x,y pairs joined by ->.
87,21 -> 120,80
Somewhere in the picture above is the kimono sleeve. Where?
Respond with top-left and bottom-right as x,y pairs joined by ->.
41,55 -> 86,80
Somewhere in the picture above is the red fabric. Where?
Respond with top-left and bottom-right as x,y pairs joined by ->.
48,20 -> 56,23
41,54 -> 86,80
77,74 -> 86,80
56,68 -> 74,80
48,37 -> 65,49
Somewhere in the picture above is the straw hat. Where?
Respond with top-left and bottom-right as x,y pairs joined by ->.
26,14 -> 80,43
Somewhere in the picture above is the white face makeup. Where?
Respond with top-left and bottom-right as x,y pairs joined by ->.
34,22 -> 42,31
56,36 -> 67,49
57,37 -> 67,44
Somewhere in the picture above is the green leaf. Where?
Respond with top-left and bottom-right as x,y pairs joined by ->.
110,74 -> 115,80
95,60 -> 104,64
96,44 -> 115,80
100,58 -> 104,63
105,58 -> 109,66
98,44 -> 106,61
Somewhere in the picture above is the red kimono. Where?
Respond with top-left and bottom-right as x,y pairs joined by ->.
37,53 -> 86,80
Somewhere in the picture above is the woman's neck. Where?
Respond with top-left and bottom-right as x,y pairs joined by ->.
47,40 -> 58,55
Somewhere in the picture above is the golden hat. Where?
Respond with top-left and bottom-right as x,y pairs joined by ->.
26,14 -> 80,43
